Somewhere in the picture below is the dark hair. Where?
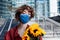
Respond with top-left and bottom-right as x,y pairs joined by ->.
15,5 -> 34,21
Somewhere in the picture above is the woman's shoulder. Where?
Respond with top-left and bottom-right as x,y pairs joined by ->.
5,26 -> 18,35
4,26 -> 21,40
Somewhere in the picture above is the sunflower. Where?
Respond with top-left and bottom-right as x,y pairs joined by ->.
22,23 -> 46,40
29,23 -> 46,37
22,34 -> 30,40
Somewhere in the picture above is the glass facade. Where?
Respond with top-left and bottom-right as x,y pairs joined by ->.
36,0 -> 50,18
0,0 -> 12,18
58,0 -> 60,13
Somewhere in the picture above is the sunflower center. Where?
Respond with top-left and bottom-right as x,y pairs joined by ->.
25,36 -> 27,40
34,29 -> 38,33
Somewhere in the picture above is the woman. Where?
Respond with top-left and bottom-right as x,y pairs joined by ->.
4,5 -> 42,40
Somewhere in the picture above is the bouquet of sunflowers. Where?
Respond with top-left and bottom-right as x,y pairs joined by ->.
22,23 -> 46,40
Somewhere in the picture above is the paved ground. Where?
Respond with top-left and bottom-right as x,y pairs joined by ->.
43,37 -> 60,40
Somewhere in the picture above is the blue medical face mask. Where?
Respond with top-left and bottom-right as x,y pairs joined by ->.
19,13 -> 30,24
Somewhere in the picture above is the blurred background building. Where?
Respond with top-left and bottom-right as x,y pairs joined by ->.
0,0 -> 12,18
0,0 -> 60,40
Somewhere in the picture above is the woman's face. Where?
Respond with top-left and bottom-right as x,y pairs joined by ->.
19,9 -> 31,24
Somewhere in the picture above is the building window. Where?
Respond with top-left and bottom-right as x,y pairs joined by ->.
58,1 -> 60,13
58,1 -> 60,6
58,8 -> 60,13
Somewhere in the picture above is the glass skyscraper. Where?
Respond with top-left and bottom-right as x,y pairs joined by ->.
0,0 -> 12,18
57,0 -> 60,14
36,0 -> 50,18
